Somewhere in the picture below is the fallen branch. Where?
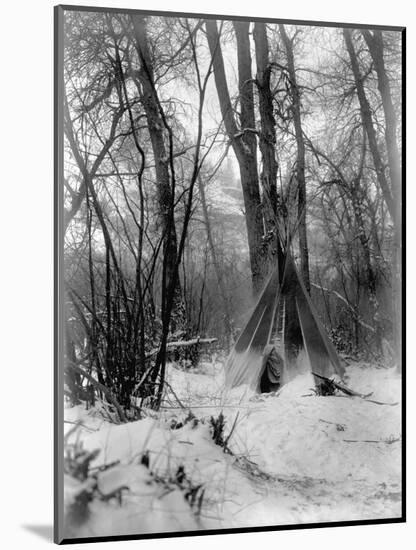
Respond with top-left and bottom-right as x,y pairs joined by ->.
146,337 -> 217,358
312,372 -> 373,399
343,437 -> 401,444
337,394 -> 399,406
312,373 -> 398,406
167,337 -> 217,347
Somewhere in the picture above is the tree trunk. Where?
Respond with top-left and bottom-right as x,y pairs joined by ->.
344,28 -> 401,367
205,19 -> 266,295
253,23 -> 280,260
362,30 -> 401,207
279,25 -> 310,292
362,29 -> 402,368
343,29 -> 397,228
131,14 -> 184,333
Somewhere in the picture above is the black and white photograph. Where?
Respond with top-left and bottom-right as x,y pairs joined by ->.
55,4 -> 404,543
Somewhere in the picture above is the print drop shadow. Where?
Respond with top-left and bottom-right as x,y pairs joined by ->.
22,524 -> 53,542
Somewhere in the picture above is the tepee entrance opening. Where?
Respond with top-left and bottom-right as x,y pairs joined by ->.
225,251 -> 344,393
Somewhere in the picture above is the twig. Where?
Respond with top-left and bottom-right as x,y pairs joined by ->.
337,394 -> 399,406
96,485 -> 129,503
223,412 -> 240,450
133,363 -> 154,396
64,420 -> 98,432
67,362 -> 127,423
90,460 -> 121,472
310,282 -> 377,334
160,404 -> 258,410
343,437 -> 401,444
163,380 -> 186,410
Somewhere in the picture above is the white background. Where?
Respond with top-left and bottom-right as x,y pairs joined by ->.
0,0 -> 413,548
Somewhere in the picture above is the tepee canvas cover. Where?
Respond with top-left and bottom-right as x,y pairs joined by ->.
225,253 -> 344,392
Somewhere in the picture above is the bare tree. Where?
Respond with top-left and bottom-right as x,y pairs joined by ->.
343,29 -> 396,228
205,20 -> 266,294
362,30 -> 401,210
130,14 -> 184,333
279,24 -> 310,291
253,22 -> 280,259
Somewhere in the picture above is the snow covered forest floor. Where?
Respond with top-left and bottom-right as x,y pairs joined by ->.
63,360 -> 402,539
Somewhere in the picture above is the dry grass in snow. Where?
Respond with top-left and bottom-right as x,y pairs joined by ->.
63,360 -> 402,539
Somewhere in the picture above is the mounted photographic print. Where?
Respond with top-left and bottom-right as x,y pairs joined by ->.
54,4 -> 405,544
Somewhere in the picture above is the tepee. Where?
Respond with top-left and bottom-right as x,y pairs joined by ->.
225,251 -> 344,393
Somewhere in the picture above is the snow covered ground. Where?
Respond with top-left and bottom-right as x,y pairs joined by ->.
63,360 -> 402,539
